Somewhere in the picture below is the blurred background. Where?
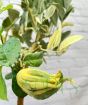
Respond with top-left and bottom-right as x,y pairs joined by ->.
0,0 -> 88,105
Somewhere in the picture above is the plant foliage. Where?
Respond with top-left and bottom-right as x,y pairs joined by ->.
0,0 -> 84,102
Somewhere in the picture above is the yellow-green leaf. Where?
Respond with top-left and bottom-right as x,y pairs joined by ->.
47,23 -> 62,50
62,22 -> 74,28
0,4 -> 13,14
58,35 -> 84,54
44,5 -> 56,20
36,5 -> 56,24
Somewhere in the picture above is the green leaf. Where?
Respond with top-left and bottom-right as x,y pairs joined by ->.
21,1 -> 27,11
2,17 -> 12,30
12,70 -> 27,98
64,5 -> 74,20
0,37 -> 21,66
8,9 -> 19,22
5,72 -> 12,80
58,0 -> 64,6
22,30 -> 32,46
64,0 -> 72,9
0,66 -> 7,100
47,23 -> 62,50
54,0 -> 73,21
57,35 -> 84,54
51,10 -> 59,25
12,24 -> 23,42
36,5 -> 56,24
61,31 -> 71,41
55,0 -> 72,9
40,40 -> 48,49
35,0 -> 46,14
44,5 -> 56,20
54,2 -> 65,21
0,4 -> 13,14
23,52 -> 43,67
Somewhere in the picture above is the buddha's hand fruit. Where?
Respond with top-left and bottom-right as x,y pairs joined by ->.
16,68 -> 72,100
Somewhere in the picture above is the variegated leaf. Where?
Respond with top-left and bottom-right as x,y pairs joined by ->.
57,35 -> 84,54
62,22 -> 74,28
47,23 -> 62,50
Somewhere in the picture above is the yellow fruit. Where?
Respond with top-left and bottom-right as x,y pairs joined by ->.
16,67 -> 73,100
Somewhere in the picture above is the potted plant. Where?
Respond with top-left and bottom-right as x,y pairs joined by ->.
0,0 -> 84,105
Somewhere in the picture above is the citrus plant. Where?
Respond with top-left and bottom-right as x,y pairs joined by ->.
0,0 -> 84,105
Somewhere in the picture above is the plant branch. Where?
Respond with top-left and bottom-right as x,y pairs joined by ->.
17,97 -> 24,105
